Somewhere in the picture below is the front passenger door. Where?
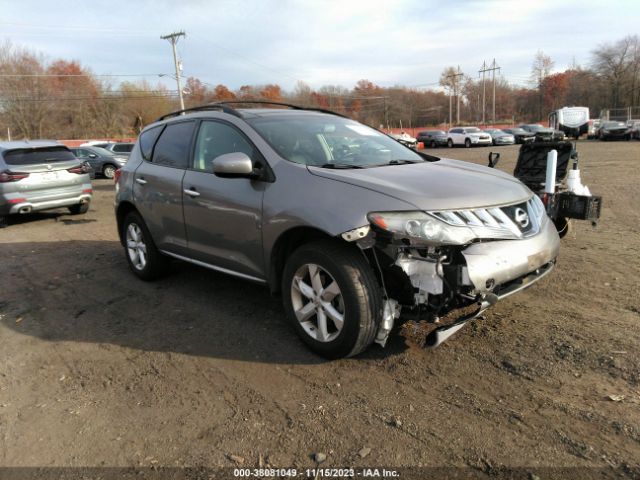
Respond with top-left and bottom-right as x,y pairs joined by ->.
182,120 -> 267,279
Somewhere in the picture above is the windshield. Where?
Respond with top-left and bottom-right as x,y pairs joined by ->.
246,115 -> 425,167
603,122 -> 625,128
465,127 -> 482,133
524,125 -> 544,131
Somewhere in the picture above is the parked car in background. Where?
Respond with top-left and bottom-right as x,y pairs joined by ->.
482,128 -> 515,146
389,132 -> 417,149
596,121 -> 631,141
0,141 -> 92,227
587,119 -> 601,139
517,124 -> 564,142
502,127 -> 535,144
446,127 -> 492,147
115,102 -> 560,358
103,142 -> 135,157
80,140 -> 110,148
69,146 -> 128,179
416,130 -> 448,148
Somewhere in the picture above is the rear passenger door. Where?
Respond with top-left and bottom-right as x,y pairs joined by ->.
182,120 -> 267,280
133,121 -> 196,253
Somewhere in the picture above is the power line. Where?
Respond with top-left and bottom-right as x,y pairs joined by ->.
0,73 -> 167,78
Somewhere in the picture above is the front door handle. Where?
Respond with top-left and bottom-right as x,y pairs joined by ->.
135,178 -> 147,185
183,188 -> 200,197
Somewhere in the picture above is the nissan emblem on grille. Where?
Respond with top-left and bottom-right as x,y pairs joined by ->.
514,207 -> 530,228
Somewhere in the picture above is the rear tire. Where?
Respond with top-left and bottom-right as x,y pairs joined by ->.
0,215 -> 7,228
68,203 -> 89,215
103,164 -> 116,179
122,211 -> 168,281
447,139 -> 453,148
430,140 -> 436,148
281,240 -> 382,359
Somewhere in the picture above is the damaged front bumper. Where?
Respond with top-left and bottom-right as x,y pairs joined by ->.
369,217 -> 560,347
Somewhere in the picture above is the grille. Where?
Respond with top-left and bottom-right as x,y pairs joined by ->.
430,196 -> 545,240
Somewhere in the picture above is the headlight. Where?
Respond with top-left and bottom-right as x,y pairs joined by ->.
368,211 -> 476,246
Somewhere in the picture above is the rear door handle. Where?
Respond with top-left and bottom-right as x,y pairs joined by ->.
183,188 -> 200,197
135,178 -> 147,185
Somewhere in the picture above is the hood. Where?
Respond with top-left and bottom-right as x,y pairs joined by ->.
308,158 -> 532,211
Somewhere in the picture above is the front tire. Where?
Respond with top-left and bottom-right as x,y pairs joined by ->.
430,140 -> 436,148
464,138 -> 471,148
122,211 -> 168,280
447,138 -> 453,148
0,215 -> 7,228
282,240 -> 382,359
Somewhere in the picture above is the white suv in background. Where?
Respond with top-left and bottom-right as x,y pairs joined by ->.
447,127 -> 492,148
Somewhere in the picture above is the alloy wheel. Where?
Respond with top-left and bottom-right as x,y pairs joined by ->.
290,263 -> 345,343
126,223 -> 147,270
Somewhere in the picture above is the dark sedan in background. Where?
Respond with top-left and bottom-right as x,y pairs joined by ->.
69,146 -> 127,179
597,121 -> 631,140
416,130 -> 448,148
518,124 -> 564,142
502,127 -> 535,144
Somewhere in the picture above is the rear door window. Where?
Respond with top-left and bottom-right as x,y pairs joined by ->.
151,122 -> 195,169
3,146 -> 76,166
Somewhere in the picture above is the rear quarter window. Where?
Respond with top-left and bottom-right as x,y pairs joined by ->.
139,125 -> 165,161
3,146 -> 76,166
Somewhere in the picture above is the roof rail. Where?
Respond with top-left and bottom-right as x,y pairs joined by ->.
155,103 -> 243,122
214,100 -> 348,118
155,100 -> 347,122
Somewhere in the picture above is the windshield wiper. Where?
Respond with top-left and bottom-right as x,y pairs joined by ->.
385,159 -> 422,165
318,163 -> 366,169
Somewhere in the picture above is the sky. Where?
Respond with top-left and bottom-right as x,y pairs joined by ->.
0,0 -> 638,93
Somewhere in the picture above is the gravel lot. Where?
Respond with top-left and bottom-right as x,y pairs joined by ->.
1,140 -> 639,478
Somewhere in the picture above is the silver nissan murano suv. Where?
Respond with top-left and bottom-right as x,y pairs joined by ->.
114,102 -> 560,358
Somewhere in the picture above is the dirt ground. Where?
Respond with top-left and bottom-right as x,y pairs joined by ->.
0,140 -> 639,478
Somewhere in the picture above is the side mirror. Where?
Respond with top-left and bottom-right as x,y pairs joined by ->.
212,152 -> 255,178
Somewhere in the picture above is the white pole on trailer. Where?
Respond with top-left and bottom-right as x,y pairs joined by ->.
545,149 -> 558,195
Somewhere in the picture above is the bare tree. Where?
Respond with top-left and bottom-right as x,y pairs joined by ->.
530,51 -> 554,120
591,36 -> 637,107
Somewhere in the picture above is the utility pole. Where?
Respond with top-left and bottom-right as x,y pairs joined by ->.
383,96 -> 389,131
160,31 -> 186,111
479,60 -> 488,125
448,87 -> 452,128
479,59 -> 500,125
446,66 -> 464,126
490,59 -> 500,124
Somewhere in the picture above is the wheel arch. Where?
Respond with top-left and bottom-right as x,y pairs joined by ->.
115,201 -> 139,246
268,226 -> 335,294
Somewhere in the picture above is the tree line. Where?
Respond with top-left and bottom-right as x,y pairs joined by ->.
0,35 -> 638,140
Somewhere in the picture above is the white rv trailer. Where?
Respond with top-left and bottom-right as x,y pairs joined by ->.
548,106 -> 590,138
